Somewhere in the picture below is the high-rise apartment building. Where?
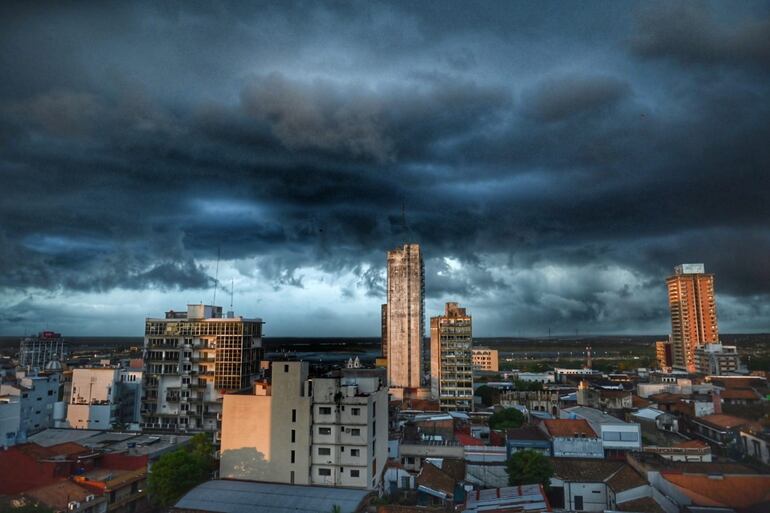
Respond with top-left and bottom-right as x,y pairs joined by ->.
386,244 -> 424,389
220,362 -> 388,490
430,302 -> 474,411
18,332 -> 65,370
656,340 -> 674,371
141,304 -> 263,436
666,264 -> 718,372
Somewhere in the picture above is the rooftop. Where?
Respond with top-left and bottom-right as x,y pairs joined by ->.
615,496 -> 666,513
26,481 -> 104,510
173,479 -> 371,513
695,414 -> 761,431
661,473 -> 770,509
462,484 -> 550,513
506,425 -> 549,442
551,459 -> 625,482
416,462 -> 456,498
542,419 -> 597,438
605,465 -> 647,492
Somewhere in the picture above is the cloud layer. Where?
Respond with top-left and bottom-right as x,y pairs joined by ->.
1,1 -> 769,336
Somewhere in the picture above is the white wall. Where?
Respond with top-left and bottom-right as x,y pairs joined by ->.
0,398 -> 21,446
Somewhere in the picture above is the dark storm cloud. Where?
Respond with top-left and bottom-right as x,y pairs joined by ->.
0,0 -> 769,335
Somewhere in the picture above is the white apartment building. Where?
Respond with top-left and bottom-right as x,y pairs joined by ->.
472,348 -> 499,372
66,367 -> 140,430
142,304 -> 263,435
0,394 -> 21,447
694,343 -> 741,375
0,372 -> 61,440
220,362 -> 388,490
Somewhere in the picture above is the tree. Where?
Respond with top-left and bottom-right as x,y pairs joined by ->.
148,433 -> 216,507
474,385 -> 500,407
506,449 -> 554,489
488,407 -> 525,430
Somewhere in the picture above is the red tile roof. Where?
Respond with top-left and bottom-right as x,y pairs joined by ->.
542,419 -> 597,438
661,473 -> 770,509
720,388 -> 760,400
455,432 -> 484,446
673,439 -> 709,449
697,414 -> 761,431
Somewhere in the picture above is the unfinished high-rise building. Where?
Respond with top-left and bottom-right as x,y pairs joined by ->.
666,264 -> 718,372
141,304 -> 263,438
18,331 -> 66,370
386,244 -> 424,389
430,302 -> 473,411
380,304 -> 388,359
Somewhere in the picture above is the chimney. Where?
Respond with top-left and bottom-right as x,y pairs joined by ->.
712,390 -> 722,414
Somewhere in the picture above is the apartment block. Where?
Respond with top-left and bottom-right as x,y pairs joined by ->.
67,367 -> 140,430
18,331 -> 66,370
472,347 -> 499,372
666,264 -> 718,371
0,372 -> 61,440
386,244 -> 424,389
655,340 -> 673,371
220,362 -> 388,490
430,302 -> 473,411
694,343 -> 741,375
141,304 -> 263,436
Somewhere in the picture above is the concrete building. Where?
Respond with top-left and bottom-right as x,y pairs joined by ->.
540,419 -> 603,459
561,406 -> 642,454
0,372 -> 61,441
141,304 -> 263,436
666,263 -> 719,371
655,339 -> 673,371
0,394 -> 21,447
18,331 -> 66,371
694,343 -> 741,375
471,348 -> 499,372
219,362 -> 388,490
386,243 -> 425,389
430,302 -> 473,411
66,367 -> 140,430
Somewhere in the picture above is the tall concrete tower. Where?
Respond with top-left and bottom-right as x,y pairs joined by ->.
386,244 -> 424,388
666,264 -> 718,372
430,302 -> 473,411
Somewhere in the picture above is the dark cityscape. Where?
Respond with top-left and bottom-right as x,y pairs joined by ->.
1,2 -> 769,513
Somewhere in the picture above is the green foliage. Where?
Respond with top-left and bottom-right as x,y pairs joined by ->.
474,385 -> 501,407
0,502 -> 54,513
488,407 -> 525,430
148,433 -> 216,507
513,379 -> 542,391
506,449 -> 554,489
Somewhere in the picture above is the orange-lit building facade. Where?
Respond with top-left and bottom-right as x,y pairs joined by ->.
666,264 -> 718,372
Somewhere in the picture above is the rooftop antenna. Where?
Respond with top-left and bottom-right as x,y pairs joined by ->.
211,247 -> 221,306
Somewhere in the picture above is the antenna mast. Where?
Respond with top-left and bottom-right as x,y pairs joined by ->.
212,247 -> 221,305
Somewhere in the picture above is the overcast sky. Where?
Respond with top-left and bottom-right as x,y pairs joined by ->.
1,1 -> 769,337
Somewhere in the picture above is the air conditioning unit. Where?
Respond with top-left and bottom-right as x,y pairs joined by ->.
68,501 -> 80,510
85,495 -> 95,502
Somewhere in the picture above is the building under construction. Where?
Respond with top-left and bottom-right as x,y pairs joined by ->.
18,331 -> 66,370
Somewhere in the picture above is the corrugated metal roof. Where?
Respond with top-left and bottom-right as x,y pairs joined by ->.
173,479 -> 371,513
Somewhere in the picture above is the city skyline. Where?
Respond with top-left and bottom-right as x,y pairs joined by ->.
2,2 -> 770,337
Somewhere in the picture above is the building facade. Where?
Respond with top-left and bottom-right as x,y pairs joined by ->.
386,244 -> 424,389
694,343 -> 741,375
67,367 -> 140,430
472,348 -> 499,372
18,332 -> 66,370
141,304 -> 263,436
430,303 -> 473,411
655,340 -> 673,371
219,362 -> 388,490
666,264 -> 718,371
0,373 -> 61,441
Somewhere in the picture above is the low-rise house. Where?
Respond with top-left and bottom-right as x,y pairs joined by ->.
540,419 -> 603,459
25,480 -> 108,513
505,426 -> 551,457
549,459 -> 652,512
643,439 -> 712,462
415,461 -> 462,507
656,470 -> 770,512
739,426 -> 770,465
689,414 -> 761,453
719,387 -> 762,406
561,406 -> 642,455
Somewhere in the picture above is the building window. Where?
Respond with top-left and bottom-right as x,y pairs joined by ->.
318,468 -> 331,476
291,450 -> 295,464
319,427 -> 332,435
401,476 -> 410,489
290,471 -> 294,484
351,408 -> 360,416
350,428 -> 360,436
318,447 -> 331,456
291,430 -> 296,443
319,407 -> 332,415
292,409 -> 296,422
350,469 -> 360,478
284,364 -> 289,373
351,449 -> 360,457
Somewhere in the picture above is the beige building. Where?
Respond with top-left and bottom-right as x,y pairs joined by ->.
220,362 -> 388,490
694,343 -> 741,375
666,264 -> 718,371
430,303 -> 473,411
472,348 -> 499,372
141,304 -> 263,436
386,244 -> 424,389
